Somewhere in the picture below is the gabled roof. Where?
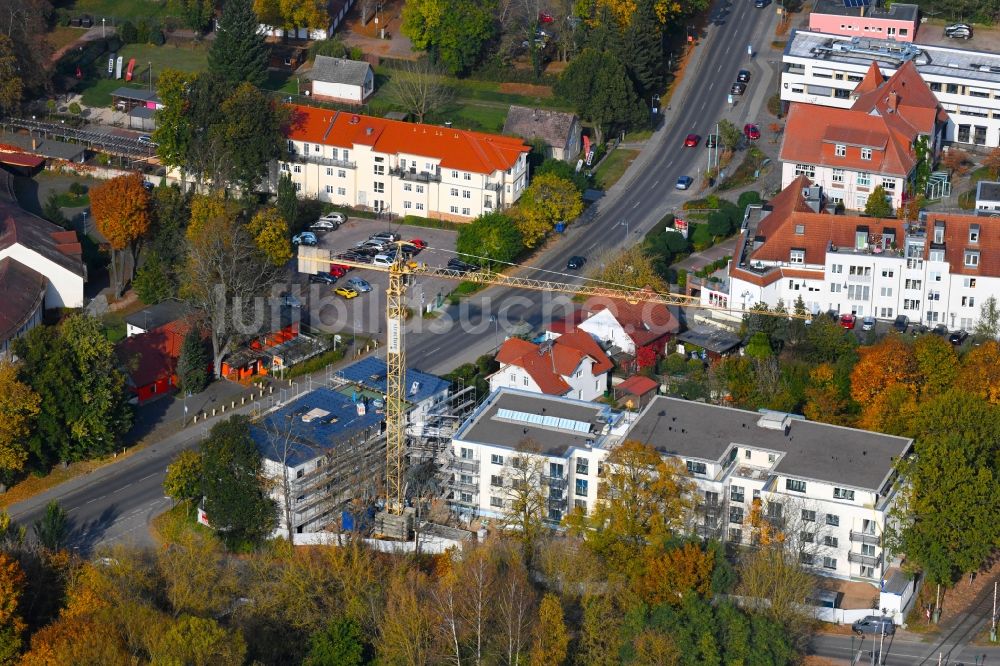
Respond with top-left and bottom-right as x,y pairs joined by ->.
0,201 -> 85,277
495,332 -> 613,396
503,105 -> 578,147
285,104 -> 531,175
850,61 -> 885,99
308,56 -> 372,86
850,60 -> 945,132
0,257 -> 46,343
616,374 -> 658,397
116,320 -> 190,388
581,297 -> 680,347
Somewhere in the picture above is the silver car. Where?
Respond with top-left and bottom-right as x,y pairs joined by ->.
346,277 -> 372,293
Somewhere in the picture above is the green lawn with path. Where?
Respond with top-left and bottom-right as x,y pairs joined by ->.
79,42 -> 209,107
593,149 -> 640,190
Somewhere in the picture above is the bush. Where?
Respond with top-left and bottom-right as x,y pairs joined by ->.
684,195 -> 720,210
68,102 -> 81,115
69,182 -> 87,196
150,28 -> 165,46
767,94 -> 784,118
677,268 -> 688,288
136,20 -> 151,44
737,191 -> 762,210
285,347 -> 347,379
398,214 -> 464,232
690,223 -> 713,251
119,21 -> 138,43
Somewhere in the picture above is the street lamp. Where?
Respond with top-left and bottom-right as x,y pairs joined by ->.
490,314 -> 499,350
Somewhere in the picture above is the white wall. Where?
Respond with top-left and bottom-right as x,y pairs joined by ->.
313,80 -> 365,103
578,309 -> 635,354
780,163 -> 904,210
0,245 -> 84,308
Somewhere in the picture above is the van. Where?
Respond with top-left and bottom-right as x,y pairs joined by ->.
373,254 -> 393,267
851,616 -> 895,635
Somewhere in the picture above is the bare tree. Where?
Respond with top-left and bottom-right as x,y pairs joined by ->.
387,59 -> 455,123
494,542 -> 536,666
499,440 -> 549,563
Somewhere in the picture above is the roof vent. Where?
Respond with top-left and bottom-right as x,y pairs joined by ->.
757,412 -> 792,431
365,127 -> 374,135
301,408 -> 330,423
409,381 -> 421,395
350,115 -> 360,124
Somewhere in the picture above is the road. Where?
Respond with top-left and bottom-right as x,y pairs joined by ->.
810,633 -> 1000,665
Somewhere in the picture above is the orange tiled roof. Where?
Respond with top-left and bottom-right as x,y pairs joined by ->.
495,331 -> 612,396
582,297 -> 680,347
851,61 -> 885,99
284,104 -> 530,175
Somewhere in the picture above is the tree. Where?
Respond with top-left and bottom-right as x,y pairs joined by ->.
199,416 -> 277,548
215,83 -> 286,194
157,529 -> 240,617
803,314 -> 857,364
494,543 -> 536,666
958,341 -> 1000,405
514,173 -> 583,248
41,193 -> 68,228
986,146 -> 1000,180
456,212 -> 524,268
153,615 -> 246,666
0,359 -> 39,486
891,390 -> 1000,585
304,616 -> 364,666
850,335 -> 918,405
637,542 -> 715,607
802,363 -> 851,426
0,553 -> 25,663
593,244 -> 669,291
737,543 -> 815,633
940,147 -> 971,176
209,0 -> 268,86
387,58 -> 455,123
864,185 -> 893,218
530,594 -> 567,666
33,501 -> 68,552
133,251 -> 175,305
377,568 -> 437,665
402,0 -> 498,75
717,119 -> 742,152
975,295 -> 1000,340
177,328 -> 210,395
555,49 -> 646,144
153,69 -> 196,175
913,334 -> 958,397
275,173 -> 299,228
164,449 -> 204,512
0,35 -> 22,116
90,172 -> 152,297
578,593 -> 625,666
500,445 -> 548,563
248,207 -> 293,266
620,0 -> 664,99
178,0 -> 215,31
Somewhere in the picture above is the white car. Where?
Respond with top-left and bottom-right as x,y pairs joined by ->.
320,212 -> 346,224
310,219 -> 338,231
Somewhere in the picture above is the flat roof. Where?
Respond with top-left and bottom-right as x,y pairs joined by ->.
976,180 -> 1000,202
786,30 -> 1000,85
627,396 -> 912,491
812,0 -> 918,21
0,134 -> 86,162
111,87 -> 160,103
251,386 -> 385,467
125,298 -> 187,331
454,388 -> 624,456
338,356 -> 450,405
676,327 -> 742,354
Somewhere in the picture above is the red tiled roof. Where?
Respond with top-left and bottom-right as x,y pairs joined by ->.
851,61 -> 885,99
0,257 -> 46,343
284,105 -> 531,175
617,374 -> 658,396
554,329 -> 614,375
582,297 -> 680,347
925,212 -> 1000,277
750,210 -> 906,266
116,320 -> 190,388
0,151 -> 44,168
851,61 -> 945,129
495,331 -> 612,396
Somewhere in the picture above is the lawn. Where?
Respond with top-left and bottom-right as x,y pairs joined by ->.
262,70 -> 301,94
79,42 -> 209,107
59,0 -> 180,22
430,102 -> 508,134
593,148 -> 639,190
46,26 -> 86,52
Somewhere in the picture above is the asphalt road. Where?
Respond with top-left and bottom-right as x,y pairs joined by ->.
810,632 -> 1000,665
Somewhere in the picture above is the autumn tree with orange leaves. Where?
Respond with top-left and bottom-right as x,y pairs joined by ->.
90,172 -> 152,297
850,335 -> 919,405
0,553 -> 26,663
637,541 -> 715,607
957,340 -> 1000,405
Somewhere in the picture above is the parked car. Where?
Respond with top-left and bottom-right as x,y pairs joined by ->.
362,240 -> 389,252
945,23 -> 972,38
407,238 -> 427,252
335,286 -> 359,299
861,316 -> 875,331
320,212 -> 347,224
893,314 -> 909,333
743,124 -> 760,141
737,69 -> 751,83
839,313 -> 856,330
337,251 -> 367,262
705,134 -> 719,148
731,82 -> 747,96
949,329 -> 969,345
932,323 -> 949,336
310,219 -> 338,232
566,255 -> 586,270
309,273 -> 337,284
137,135 -> 156,146
447,258 -> 479,274
330,264 -> 349,278
346,277 -> 372,292
676,175 -> 694,190
281,293 -> 302,308
292,232 -> 317,246
373,254 -> 394,267
369,231 -> 399,243
852,616 -> 895,636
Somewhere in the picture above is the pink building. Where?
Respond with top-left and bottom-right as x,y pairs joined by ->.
808,1 -> 919,42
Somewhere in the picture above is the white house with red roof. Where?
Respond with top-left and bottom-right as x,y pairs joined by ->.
279,105 -> 532,221
488,330 -> 613,401
779,61 -> 946,211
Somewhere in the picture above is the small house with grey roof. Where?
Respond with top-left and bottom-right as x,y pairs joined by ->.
308,56 -> 375,104
503,105 -> 581,162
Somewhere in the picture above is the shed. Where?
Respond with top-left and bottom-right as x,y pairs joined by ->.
502,105 -> 581,162
613,374 -> 659,409
111,87 -> 162,113
269,43 -> 307,70
128,106 -> 156,131
308,56 -> 375,104
676,327 -> 742,360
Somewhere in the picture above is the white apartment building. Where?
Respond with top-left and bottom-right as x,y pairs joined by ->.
976,180 -> 1000,215
278,105 -> 531,221
447,388 -> 912,587
781,30 -> 1000,147
724,177 -> 1000,330
488,331 -> 613,402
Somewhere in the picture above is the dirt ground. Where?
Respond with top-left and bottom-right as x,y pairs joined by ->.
498,82 -> 553,97
339,0 -> 416,60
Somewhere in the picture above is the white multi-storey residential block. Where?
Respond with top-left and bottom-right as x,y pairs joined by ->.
722,177 -> 1000,330
446,388 -> 912,587
278,105 -> 531,221
781,30 -> 1000,148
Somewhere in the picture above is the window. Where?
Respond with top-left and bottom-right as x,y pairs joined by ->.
860,565 -> 876,578
728,528 -> 742,543
450,187 -> 459,196
403,201 -> 412,209
903,299 -> 919,310
462,190 -> 471,199
337,187 -> 346,196
744,449 -> 752,459
857,172 -> 871,187
730,485 -> 745,503
880,307 -> 894,318
880,287 -> 892,297
881,269 -> 893,278
522,376 -> 529,386
373,182 -> 384,194
574,499 -> 587,511
575,479 -> 588,497
490,475 -> 503,487
280,163 -> 290,172
929,250 -> 945,262
462,208 -> 471,216
325,185 -> 334,194
416,185 -> 424,193
293,183 -> 301,192
450,206 -> 459,213
833,487 -> 855,501
971,225 -> 981,242
790,249 -> 805,264
800,553 -> 815,565
490,496 -> 503,508
338,169 -> 346,178
826,514 -> 840,527
905,279 -> 922,290
801,531 -> 815,543
576,458 -> 589,475
404,183 -> 412,191
965,250 -> 980,267
451,170 -> 458,178
824,536 -> 839,547
802,509 -> 816,522
965,278 -> 977,288
835,88 -> 851,99
835,144 -> 846,157
962,296 -> 975,307
292,165 -> 302,173
485,197 -> 493,209
686,461 -> 707,475
326,167 -> 334,176
729,507 -> 744,524
947,83 -> 960,95
416,203 -> 424,210
832,168 -> 845,183
823,557 -> 837,570
548,508 -> 562,521
794,224 -> 805,235
929,81 -> 942,92
491,454 -> 504,465
460,474 -> 473,485
831,264 -> 842,274
862,543 -> 877,556
463,172 -> 471,181
794,164 -> 815,178
861,148 -> 872,161
374,164 -> 385,175
786,479 -> 806,493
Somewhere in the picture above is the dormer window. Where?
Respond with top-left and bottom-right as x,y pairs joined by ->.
795,224 -> 805,235
933,222 -> 945,244
970,225 -> 980,243
965,250 -> 980,267
790,248 -> 805,264
835,144 -> 846,157
861,147 -> 872,160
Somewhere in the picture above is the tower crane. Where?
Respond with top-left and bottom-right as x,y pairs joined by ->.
299,242 -> 805,517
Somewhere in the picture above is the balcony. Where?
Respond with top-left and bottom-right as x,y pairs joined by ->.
850,531 -> 880,545
285,151 -> 356,169
447,477 -> 479,493
848,551 -> 883,567
449,493 -> 478,508
485,180 -> 503,192
390,166 -> 441,183
446,457 -> 480,473
542,475 -> 566,491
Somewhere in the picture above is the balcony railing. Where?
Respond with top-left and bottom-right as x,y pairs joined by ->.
485,181 -> 503,192
446,457 -> 480,473
542,475 -> 566,490
447,478 -> 479,493
449,493 -> 478,508
848,551 -> 883,567
849,531 -> 880,545
390,166 -> 441,183
285,152 -> 356,169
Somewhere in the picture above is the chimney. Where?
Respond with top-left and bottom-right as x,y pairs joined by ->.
888,91 -> 899,112
31,138 -> 37,151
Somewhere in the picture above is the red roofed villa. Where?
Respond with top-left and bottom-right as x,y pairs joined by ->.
488,330 -> 613,401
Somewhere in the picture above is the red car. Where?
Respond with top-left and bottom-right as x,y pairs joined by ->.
330,264 -> 350,278
408,238 -> 427,250
839,313 -> 856,330
539,11 -> 554,22
743,123 -> 761,141
684,133 -> 700,147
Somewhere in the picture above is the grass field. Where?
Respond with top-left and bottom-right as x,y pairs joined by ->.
59,0 -> 179,21
79,42 -> 209,107
46,26 -> 87,52
594,149 -> 640,190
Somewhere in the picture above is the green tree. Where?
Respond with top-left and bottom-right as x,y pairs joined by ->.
803,315 -> 858,364
208,0 -> 269,86
534,158 -> 589,191
178,0 -> 215,31
118,20 -> 138,43
717,119 -> 741,152
275,173 -> 299,229
555,49 -> 646,144
0,35 -> 23,116
33,501 -> 68,551
164,449 -> 204,513
744,332 -> 772,359
41,193 -> 67,228
620,0 -> 664,99
530,594 -> 568,666
177,328 -> 210,394
154,69 -> 197,175
215,83 -> 286,194
514,173 -> 584,248
304,616 -> 365,666
133,251 -> 174,304
864,185 -> 893,218
975,295 -> 1000,340
248,207 -> 293,266
154,614 -> 246,665
594,244 -> 669,291
0,359 -> 39,488
402,0 -> 498,75
200,416 -> 277,549
456,211 -> 524,268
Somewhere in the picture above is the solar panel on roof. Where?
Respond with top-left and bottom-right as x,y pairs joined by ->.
496,408 -> 592,433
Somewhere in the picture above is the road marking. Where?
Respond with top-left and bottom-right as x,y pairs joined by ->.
632,201 -> 641,209
137,473 -> 155,482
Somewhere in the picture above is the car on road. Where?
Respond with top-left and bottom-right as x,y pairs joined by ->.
335,286 -> 359,299
292,232 -> 317,246
676,175 -> 694,190
861,316 -> 875,331
731,82 -> 747,96
851,616 -> 895,636
684,133 -> 700,147
932,323 -> 949,336
346,277 -> 372,292
566,255 -> 586,270
737,69 -> 751,83
893,314 -> 909,333
945,23 -> 972,39
309,273 -> 337,284
839,313 -> 856,330
743,123 -> 760,141
705,134 -> 719,148
447,258 -> 479,273
137,135 -> 157,146
949,329 -> 969,345
754,0 -> 769,7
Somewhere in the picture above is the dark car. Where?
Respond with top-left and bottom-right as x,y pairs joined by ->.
567,255 -> 586,270
705,134 -> 719,148
932,323 -> 949,336
754,0 -> 769,7
731,82 -> 747,96
852,616 -> 895,636
892,314 -> 909,333
949,330 -> 969,345
309,273 -> 337,284
737,69 -> 751,83
446,258 -> 479,274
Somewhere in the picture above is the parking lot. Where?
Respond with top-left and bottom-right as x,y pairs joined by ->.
291,217 -> 461,336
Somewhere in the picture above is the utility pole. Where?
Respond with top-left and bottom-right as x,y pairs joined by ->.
991,580 -> 997,642
877,615 -> 887,666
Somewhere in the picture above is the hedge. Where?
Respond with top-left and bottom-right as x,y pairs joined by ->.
285,347 -> 346,379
